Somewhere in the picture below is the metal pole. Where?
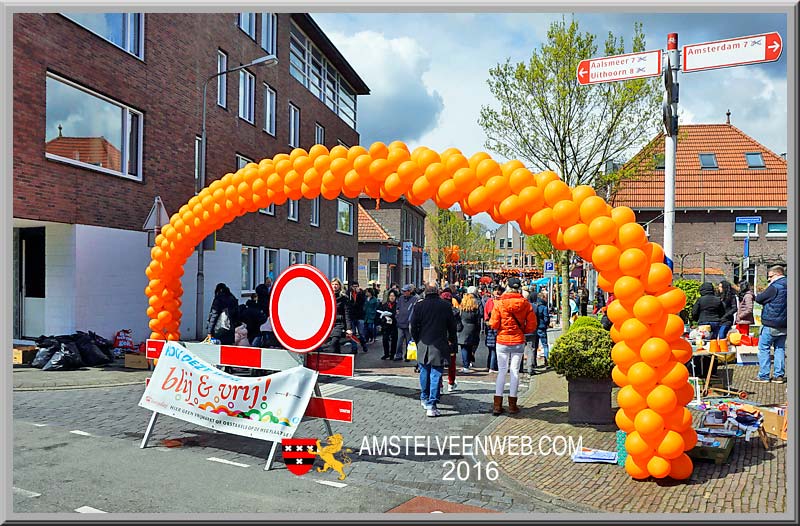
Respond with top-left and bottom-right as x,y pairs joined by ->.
701,252 -> 706,283
663,33 -> 680,263
196,79 -> 210,341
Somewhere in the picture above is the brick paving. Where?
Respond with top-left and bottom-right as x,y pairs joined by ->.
484,363 -> 787,513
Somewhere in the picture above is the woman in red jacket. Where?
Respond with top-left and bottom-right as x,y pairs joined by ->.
488,278 -> 537,416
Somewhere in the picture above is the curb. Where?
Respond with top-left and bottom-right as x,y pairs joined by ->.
13,381 -> 146,392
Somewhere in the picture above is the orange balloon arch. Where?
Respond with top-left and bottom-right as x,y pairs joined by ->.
143,141 -> 692,480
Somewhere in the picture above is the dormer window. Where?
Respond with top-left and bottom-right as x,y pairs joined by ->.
745,152 -> 765,169
653,153 -> 665,170
699,153 -> 718,169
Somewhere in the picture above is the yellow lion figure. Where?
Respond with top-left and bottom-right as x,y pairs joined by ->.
315,433 -> 352,480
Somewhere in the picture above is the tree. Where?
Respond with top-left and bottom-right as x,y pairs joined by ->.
479,15 -> 660,328
428,209 -> 493,282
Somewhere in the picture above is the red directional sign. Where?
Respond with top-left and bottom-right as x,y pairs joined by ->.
305,396 -> 353,423
269,264 -> 335,353
577,49 -> 662,85
683,32 -> 782,73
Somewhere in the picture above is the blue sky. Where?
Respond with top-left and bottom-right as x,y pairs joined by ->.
312,11 -> 788,228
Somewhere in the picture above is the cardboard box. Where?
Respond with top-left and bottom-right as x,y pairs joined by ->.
124,353 -> 151,370
13,346 -> 38,365
760,406 -> 788,441
736,346 -> 759,365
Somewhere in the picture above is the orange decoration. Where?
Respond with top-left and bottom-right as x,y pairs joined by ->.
617,222 -> 649,249
543,180 -> 572,207
562,223 -> 591,251
625,455 -> 651,479
619,248 -> 650,277
615,408 -> 637,433
633,295 -> 665,325
668,453 -> 694,480
627,362 -> 659,391
635,408 -> 666,437
592,244 -> 622,272
611,205 -> 637,227
529,208 -> 557,235
617,384 -> 649,412
621,318 -> 652,348
614,276 -> 646,304
611,341 -> 640,371
647,455 -> 672,479
588,215 -> 618,245
612,365 -> 630,387
657,287 -> 687,314
646,384 -> 678,414
639,337 -> 672,367
625,431 -> 654,458
552,199 -> 580,227
645,263 -> 674,294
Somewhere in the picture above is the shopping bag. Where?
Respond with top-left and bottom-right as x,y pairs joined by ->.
406,340 -> 417,361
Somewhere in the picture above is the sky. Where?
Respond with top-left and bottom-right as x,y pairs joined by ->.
311,11 -> 788,229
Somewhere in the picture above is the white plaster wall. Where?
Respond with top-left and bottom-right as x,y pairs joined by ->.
45,223 -> 77,336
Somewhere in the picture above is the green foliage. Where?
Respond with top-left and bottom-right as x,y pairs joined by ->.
567,316 -> 603,332
428,209 -> 492,277
673,279 -> 701,324
549,327 -> 614,380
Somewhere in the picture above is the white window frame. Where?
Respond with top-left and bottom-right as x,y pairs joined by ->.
337,139 -> 350,148
305,252 -> 316,266
315,123 -> 325,145
733,223 -> 758,238
45,72 -> 143,182
239,69 -> 256,124
368,260 -> 379,283
289,250 -> 302,265
766,222 -> 787,238
61,13 -> 145,60
337,198 -> 354,235
237,12 -> 256,40
261,12 -> 277,53
289,103 -> 300,148
310,196 -> 320,227
287,199 -> 299,222
263,248 -> 279,282
241,245 -> 258,293
194,136 -> 202,193
260,203 -> 276,216
236,153 -> 253,170
637,222 -> 651,237
263,83 -> 276,136
217,50 -> 227,107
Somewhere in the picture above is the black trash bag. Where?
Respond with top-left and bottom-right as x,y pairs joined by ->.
75,333 -> 111,366
31,337 -> 60,368
89,331 -> 115,360
42,341 -> 84,371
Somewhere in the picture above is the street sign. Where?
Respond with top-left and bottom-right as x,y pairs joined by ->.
422,251 -> 430,268
402,242 -> 413,266
269,264 -> 335,353
682,32 -> 782,73
736,216 -> 762,224
543,259 -> 556,278
576,49 -> 662,85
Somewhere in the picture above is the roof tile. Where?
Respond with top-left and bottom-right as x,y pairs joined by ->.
358,204 -> 393,241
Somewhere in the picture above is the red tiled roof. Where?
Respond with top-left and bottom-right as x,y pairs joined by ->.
45,136 -> 122,171
677,267 -> 725,276
358,204 -> 393,242
613,124 -> 787,209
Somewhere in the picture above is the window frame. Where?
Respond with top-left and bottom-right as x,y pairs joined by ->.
289,103 -> 300,148
263,83 -> 276,136
733,222 -> 758,238
305,252 -> 316,267
745,152 -> 766,169
287,199 -> 299,222
337,198 -> 354,235
217,50 -> 228,108
263,248 -> 279,282
310,196 -> 320,227
766,222 -> 787,238
241,245 -> 258,293
260,12 -> 277,53
259,203 -> 275,216
61,13 -> 145,60
368,260 -> 379,283
499,239 -> 505,249
699,153 -> 718,169
237,12 -> 256,40
44,72 -> 144,182
315,122 -> 325,145
238,68 -> 256,124
194,135 -> 202,193
236,153 -> 253,171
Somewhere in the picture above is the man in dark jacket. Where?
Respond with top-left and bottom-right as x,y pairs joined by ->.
753,266 -> 787,383
691,282 -> 724,333
394,284 -> 420,361
411,282 -> 457,417
348,282 -> 368,354
529,292 -> 551,371
207,283 -> 239,345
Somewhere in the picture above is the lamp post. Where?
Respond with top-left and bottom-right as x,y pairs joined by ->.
195,54 -> 278,340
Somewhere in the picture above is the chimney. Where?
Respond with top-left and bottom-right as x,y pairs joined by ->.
725,109 -> 731,125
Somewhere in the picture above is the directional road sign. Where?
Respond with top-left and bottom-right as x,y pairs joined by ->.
735,216 -> 762,225
682,32 -> 782,73
576,49 -> 662,85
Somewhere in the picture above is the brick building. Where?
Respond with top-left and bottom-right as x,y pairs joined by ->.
613,118 -> 787,286
487,223 -> 536,270
13,12 -> 369,340
357,196 -> 426,288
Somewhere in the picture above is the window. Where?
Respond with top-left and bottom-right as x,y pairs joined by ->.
305,253 -> 316,266
499,239 -> 505,249
734,223 -> 758,236
264,248 -> 278,281
62,13 -> 144,59
315,123 -> 325,145
654,153 -> 665,170
237,13 -> 256,40
368,260 -> 379,283
239,69 -> 256,123
260,203 -> 275,215
310,196 -> 320,226
288,199 -> 299,221
288,21 -> 358,129
289,103 -> 300,147
337,139 -> 350,148
289,250 -> 302,265
337,199 -> 353,234
194,136 -> 201,193
236,154 -> 253,170
699,153 -> 718,169
767,222 -> 787,237
241,246 -> 257,292
263,84 -> 276,135
45,73 -> 142,181
745,152 -> 766,169
260,12 -> 277,53
217,50 -> 227,107
507,238 -> 513,249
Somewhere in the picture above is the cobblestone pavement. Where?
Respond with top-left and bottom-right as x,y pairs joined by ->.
485,363 -> 788,514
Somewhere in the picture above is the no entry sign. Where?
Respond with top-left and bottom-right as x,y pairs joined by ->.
269,264 -> 335,353
576,49 -> 662,85
682,32 -> 783,73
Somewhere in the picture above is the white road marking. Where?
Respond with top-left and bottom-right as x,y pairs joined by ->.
75,506 -> 106,513
206,457 -> 250,468
154,447 -> 173,452
313,479 -> 347,488
69,430 -> 91,436
31,423 -> 48,427
13,487 -> 41,498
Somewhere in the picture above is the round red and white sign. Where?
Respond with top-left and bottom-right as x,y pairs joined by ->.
269,264 -> 335,353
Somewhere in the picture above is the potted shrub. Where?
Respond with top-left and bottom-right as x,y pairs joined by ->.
549,326 -> 615,425
567,316 -> 603,333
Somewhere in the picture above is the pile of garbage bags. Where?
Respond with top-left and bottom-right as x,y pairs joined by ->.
31,331 -> 115,371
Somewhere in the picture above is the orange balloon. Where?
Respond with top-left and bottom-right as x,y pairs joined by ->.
657,287 -> 687,314
562,223 -> 591,251
618,384 -> 648,412
552,200 -> 580,228
674,382 -> 696,407
612,365 -> 629,387
591,244 -> 622,272
475,158 -> 502,184
643,242 -> 665,265
611,205 -> 637,228
500,159 -> 525,177
353,154 -> 373,178
625,431 -> 654,458
369,158 -> 392,182
444,153 -> 469,174
543,180 -> 572,207
647,384 -> 678,414
484,175 -> 510,201
679,428 -> 698,451
499,194 -> 524,221
424,162 -> 449,186
627,362 -> 659,390
668,453 -> 693,480
467,186 -> 492,212
670,338 -> 693,364
550,228 -> 568,251
611,341 -> 640,371
619,248 -> 649,277
157,310 -> 173,324
387,147 -> 411,168
617,222 -> 649,249
149,319 -> 162,331
609,324 -> 623,343
640,337 -> 672,367
625,455 -> 651,479
651,314 -> 685,341
616,407 -> 637,433
508,167 -> 535,194
150,331 -> 163,340
645,263 -> 674,294
529,208 -> 557,235
397,160 -> 423,183
588,216 -> 618,245
435,179 -> 461,204
534,170 -> 559,187
368,141 -> 389,159
633,295 -> 665,325
579,195 -> 609,224
614,276 -> 646,304
647,455 -> 672,479
607,301 -> 634,326
517,185 -> 544,211
571,185 -> 596,206
468,151 -> 491,170
635,408 -> 666,437
621,318 -> 651,348
597,268 -> 623,293
452,167 -> 480,193
576,243 -> 596,263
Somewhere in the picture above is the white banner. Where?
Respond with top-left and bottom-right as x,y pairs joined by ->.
138,341 -> 318,442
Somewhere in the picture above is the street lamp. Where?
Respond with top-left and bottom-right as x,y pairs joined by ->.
195,54 -> 278,340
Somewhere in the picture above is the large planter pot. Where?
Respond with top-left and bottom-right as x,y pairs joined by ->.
566,377 -> 614,425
